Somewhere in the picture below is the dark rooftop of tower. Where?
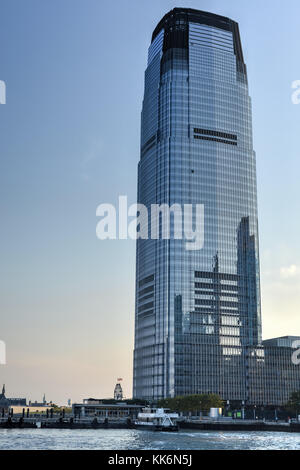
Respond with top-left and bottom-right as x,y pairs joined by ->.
151,7 -> 244,64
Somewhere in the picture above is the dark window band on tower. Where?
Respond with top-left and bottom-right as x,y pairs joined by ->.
138,302 -> 154,313
138,274 -> 154,288
195,271 -> 240,281
141,134 -> 157,159
194,128 -> 237,141
194,135 -> 237,146
193,128 -> 237,146
139,285 -> 154,297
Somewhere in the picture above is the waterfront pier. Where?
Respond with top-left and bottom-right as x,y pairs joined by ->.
0,414 -> 299,433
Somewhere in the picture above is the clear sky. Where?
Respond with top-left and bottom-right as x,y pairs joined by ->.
0,0 -> 299,405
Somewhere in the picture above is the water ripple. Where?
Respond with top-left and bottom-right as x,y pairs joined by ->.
0,428 -> 299,450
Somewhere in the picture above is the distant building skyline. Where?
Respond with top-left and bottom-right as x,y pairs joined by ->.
0,384 -> 26,408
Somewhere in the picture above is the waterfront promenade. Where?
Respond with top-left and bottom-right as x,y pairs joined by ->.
1,415 -> 299,433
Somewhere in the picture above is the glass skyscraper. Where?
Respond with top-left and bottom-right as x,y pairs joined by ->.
133,8 -> 262,401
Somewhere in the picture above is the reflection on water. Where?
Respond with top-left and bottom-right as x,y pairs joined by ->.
0,428 -> 299,450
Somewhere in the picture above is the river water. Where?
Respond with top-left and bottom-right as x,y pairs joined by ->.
0,428 -> 299,450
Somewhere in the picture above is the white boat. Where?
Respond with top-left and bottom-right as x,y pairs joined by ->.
134,408 -> 179,432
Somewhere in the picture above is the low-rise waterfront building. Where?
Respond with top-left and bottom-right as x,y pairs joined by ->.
247,337 -> 300,406
72,401 -> 143,419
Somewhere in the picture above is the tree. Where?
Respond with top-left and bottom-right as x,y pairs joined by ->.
157,394 -> 223,413
51,405 -> 72,414
285,391 -> 300,415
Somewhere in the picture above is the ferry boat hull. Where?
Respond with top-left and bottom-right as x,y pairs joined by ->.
134,423 -> 178,432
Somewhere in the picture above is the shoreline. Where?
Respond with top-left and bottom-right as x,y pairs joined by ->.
0,418 -> 299,433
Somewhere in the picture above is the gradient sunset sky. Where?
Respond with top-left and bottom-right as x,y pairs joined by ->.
0,0 -> 299,404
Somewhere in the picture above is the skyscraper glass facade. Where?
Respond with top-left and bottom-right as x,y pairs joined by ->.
133,8 -> 262,402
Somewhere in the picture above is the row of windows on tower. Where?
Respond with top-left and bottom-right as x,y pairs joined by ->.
194,128 -> 237,140
193,128 -> 238,146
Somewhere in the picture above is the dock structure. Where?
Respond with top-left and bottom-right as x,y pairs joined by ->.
0,413 -> 299,432
0,414 -> 134,429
